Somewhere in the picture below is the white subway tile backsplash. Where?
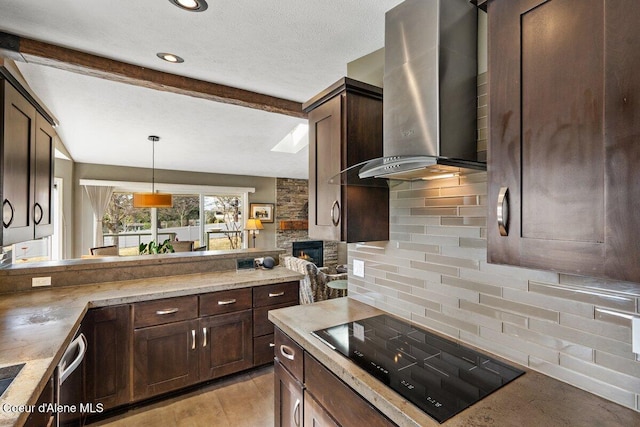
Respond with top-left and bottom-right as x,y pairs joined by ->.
529,357 -> 637,410
529,318 -> 634,359
347,170 -> 640,411
560,312 -> 631,344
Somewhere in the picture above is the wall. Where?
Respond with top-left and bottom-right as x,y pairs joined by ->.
54,156 -> 74,260
74,163 -> 277,257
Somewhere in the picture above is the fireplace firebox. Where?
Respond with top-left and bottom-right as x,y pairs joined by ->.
292,241 -> 323,267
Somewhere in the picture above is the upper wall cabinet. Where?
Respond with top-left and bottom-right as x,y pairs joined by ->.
303,78 -> 389,243
1,78 -> 55,246
486,0 -> 640,282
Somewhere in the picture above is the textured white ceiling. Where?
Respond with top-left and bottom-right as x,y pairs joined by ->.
0,0 -> 403,178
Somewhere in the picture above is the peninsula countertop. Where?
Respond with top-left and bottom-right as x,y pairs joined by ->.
269,297 -> 640,427
0,266 -> 302,427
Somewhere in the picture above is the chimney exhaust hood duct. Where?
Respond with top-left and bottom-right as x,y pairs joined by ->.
357,0 -> 483,181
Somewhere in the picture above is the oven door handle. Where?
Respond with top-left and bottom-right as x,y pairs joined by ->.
58,333 -> 87,386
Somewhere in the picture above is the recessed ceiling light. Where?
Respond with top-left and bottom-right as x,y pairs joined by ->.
169,0 -> 208,12
156,52 -> 185,63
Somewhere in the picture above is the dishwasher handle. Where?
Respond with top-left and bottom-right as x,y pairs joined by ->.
59,333 -> 87,386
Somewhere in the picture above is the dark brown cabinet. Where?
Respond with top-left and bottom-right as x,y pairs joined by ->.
274,361 -> 304,427
486,0 -> 640,282
303,78 -> 389,243
199,309 -> 253,379
132,284 -> 298,402
273,327 -> 393,427
303,391 -> 339,427
1,79 -> 55,246
253,281 -> 299,366
133,318 -> 200,400
23,375 -> 54,427
83,305 -> 131,410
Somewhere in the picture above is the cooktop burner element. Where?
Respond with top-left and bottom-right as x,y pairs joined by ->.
312,315 -> 524,423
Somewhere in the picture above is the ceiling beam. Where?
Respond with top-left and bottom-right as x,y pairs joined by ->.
0,31 -> 307,118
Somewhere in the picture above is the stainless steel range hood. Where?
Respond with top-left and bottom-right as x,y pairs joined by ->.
358,0 -> 483,181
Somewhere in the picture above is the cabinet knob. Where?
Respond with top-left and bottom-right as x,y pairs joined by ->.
497,187 -> 510,236
217,299 -> 237,305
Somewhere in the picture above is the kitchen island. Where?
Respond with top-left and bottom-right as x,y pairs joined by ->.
269,298 -> 640,426
0,266 -> 302,427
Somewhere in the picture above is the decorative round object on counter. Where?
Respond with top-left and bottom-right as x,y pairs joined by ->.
262,256 -> 275,269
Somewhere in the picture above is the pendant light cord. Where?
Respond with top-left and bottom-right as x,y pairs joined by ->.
149,135 -> 160,194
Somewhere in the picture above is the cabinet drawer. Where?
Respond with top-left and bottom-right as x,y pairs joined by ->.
253,334 -> 275,366
253,301 -> 296,337
253,281 -> 298,308
274,327 -> 303,381
199,288 -> 252,317
305,353 -> 394,427
133,295 -> 198,328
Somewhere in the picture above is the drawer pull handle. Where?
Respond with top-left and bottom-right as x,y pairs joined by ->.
269,342 -> 275,348
33,202 -> 43,225
280,344 -> 295,361
269,291 -> 285,298
217,299 -> 237,305
191,329 -> 196,350
2,199 -> 14,228
156,308 -> 179,315
202,327 -> 208,347
293,398 -> 301,426
331,200 -> 341,226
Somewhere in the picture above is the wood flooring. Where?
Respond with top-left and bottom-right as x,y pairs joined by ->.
88,365 -> 274,427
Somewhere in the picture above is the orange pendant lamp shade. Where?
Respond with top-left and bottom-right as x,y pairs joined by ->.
133,135 -> 173,208
133,193 -> 173,208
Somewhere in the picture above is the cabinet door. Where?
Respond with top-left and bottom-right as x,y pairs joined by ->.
133,319 -> 199,401
304,353 -> 394,427
33,113 -> 55,239
199,309 -> 253,380
304,391 -> 339,427
2,80 -> 35,245
24,375 -> 54,427
487,0 -> 624,278
308,94 -> 342,241
274,361 -> 304,427
84,305 -> 131,410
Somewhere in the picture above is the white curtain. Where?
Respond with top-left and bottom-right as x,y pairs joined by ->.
84,185 -> 114,247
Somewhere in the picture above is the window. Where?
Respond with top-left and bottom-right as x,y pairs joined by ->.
102,191 -> 246,254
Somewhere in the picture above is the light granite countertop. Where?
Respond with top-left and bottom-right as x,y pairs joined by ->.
0,266 -> 302,427
269,298 -> 640,427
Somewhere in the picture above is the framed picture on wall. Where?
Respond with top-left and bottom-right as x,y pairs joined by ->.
249,203 -> 274,223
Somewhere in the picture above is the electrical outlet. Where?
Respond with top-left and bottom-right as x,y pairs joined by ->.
633,317 -> 640,355
353,259 -> 365,278
32,277 -> 51,287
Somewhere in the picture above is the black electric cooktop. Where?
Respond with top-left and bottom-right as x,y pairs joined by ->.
312,315 -> 524,423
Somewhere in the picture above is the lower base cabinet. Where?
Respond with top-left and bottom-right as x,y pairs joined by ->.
274,361 -> 304,427
84,305 -> 131,410
274,327 -> 394,427
199,309 -> 253,379
133,319 -> 200,400
23,375 -> 54,427
304,391 -> 339,427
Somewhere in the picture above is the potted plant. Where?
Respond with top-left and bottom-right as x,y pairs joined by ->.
139,239 -> 174,254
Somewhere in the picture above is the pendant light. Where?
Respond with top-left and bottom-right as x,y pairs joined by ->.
133,136 -> 173,208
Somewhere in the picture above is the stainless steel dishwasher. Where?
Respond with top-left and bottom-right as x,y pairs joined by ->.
57,328 -> 87,427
